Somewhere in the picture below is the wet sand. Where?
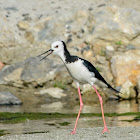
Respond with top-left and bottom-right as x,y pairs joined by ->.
1,127 -> 140,140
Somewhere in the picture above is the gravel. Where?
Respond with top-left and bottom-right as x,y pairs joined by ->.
1,127 -> 140,140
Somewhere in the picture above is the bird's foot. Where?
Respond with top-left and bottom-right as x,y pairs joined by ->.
102,127 -> 109,134
70,131 -> 76,134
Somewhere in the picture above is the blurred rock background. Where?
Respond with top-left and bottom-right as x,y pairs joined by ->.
0,0 -> 140,106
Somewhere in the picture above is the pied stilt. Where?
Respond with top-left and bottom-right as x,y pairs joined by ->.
38,41 -> 120,134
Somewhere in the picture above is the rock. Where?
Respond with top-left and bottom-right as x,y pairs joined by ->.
111,50 -> 140,86
100,65 -> 114,84
96,55 -> 106,64
0,14 -> 19,48
72,82 -> 101,94
3,68 -> 23,87
41,102 -> 63,111
86,6 -> 140,47
71,82 -> 77,89
0,62 -> 22,85
0,91 -> 22,105
126,45 -> 136,50
24,31 -> 34,43
21,57 -> 59,84
0,4 -> 140,64
120,81 -> 136,99
82,84 -> 93,93
83,50 -> 96,62
33,17 -> 51,31
0,57 -> 61,87
72,10 -> 96,35
17,21 -> 29,30
130,34 -> 140,47
105,46 -> 115,59
35,87 -> 66,99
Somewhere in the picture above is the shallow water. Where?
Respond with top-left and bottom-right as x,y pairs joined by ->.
0,98 -> 139,114
1,98 -> 140,136
0,84 -> 140,136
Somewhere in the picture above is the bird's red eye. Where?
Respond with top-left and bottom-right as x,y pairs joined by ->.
55,45 -> 58,48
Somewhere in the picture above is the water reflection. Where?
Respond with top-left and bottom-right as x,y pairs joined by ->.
1,99 -> 140,135
0,99 -> 140,114
114,100 -> 140,113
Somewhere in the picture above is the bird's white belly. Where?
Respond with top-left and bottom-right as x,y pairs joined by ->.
65,60 -> 95,83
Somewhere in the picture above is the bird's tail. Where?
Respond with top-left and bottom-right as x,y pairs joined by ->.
107,84 -> 120,94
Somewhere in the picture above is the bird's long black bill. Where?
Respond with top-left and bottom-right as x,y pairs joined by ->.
38,49 -> 53,61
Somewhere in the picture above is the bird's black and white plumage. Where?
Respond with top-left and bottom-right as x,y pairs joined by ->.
38,40 -> 120,134
42,40 -> 119,93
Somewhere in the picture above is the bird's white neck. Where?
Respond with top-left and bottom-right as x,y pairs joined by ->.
55,50 -> 67,63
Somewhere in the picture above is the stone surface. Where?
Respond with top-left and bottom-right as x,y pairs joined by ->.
20,57 -> 58,84
86,6 -> 140,47
105,46 -> 115,59
111,50 -> 140,86
0,57 -> 61,87
0,91 -> 22,105
0,1 -> 140,64
24,31 -> 34,43
41,102 -> 63,111
4,68 -> 23,87
96,55 -> 106,64
36,87 -> 66,99
17,21 -> 29,30
82,84 -> 93,93
120,81 -> 136,99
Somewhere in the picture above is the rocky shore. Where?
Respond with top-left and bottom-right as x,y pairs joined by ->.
0,0 -> 140,105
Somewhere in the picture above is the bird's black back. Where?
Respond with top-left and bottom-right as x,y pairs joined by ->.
61,41 -> 119,93
80,58 -> 119,93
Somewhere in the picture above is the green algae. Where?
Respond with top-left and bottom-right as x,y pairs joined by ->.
0,112 -> 140,124
59,122 -> 70,126
0,130 -> 10,136
53,80 -> 67,89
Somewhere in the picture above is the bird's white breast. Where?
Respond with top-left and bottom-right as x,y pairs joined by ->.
65,59 -> 95,83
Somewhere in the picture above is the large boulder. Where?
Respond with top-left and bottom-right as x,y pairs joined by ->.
111,50 -> 140,99
86,6 -> 140,48
119,81 -> 136,99
0,91 -> 22,105
111,50 -> 140,86
0,57 -> 62,87
35,87 -> 66,99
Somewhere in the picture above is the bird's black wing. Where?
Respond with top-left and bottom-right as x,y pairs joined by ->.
79,57 -> 120,93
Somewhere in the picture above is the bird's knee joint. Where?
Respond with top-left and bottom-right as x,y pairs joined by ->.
80,103 -> 83,108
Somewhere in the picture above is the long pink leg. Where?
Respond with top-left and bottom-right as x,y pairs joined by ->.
71,86 -> 83,134
93,85 -> 109,133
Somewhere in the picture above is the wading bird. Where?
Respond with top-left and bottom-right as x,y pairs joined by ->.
38,41 -> 120,134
